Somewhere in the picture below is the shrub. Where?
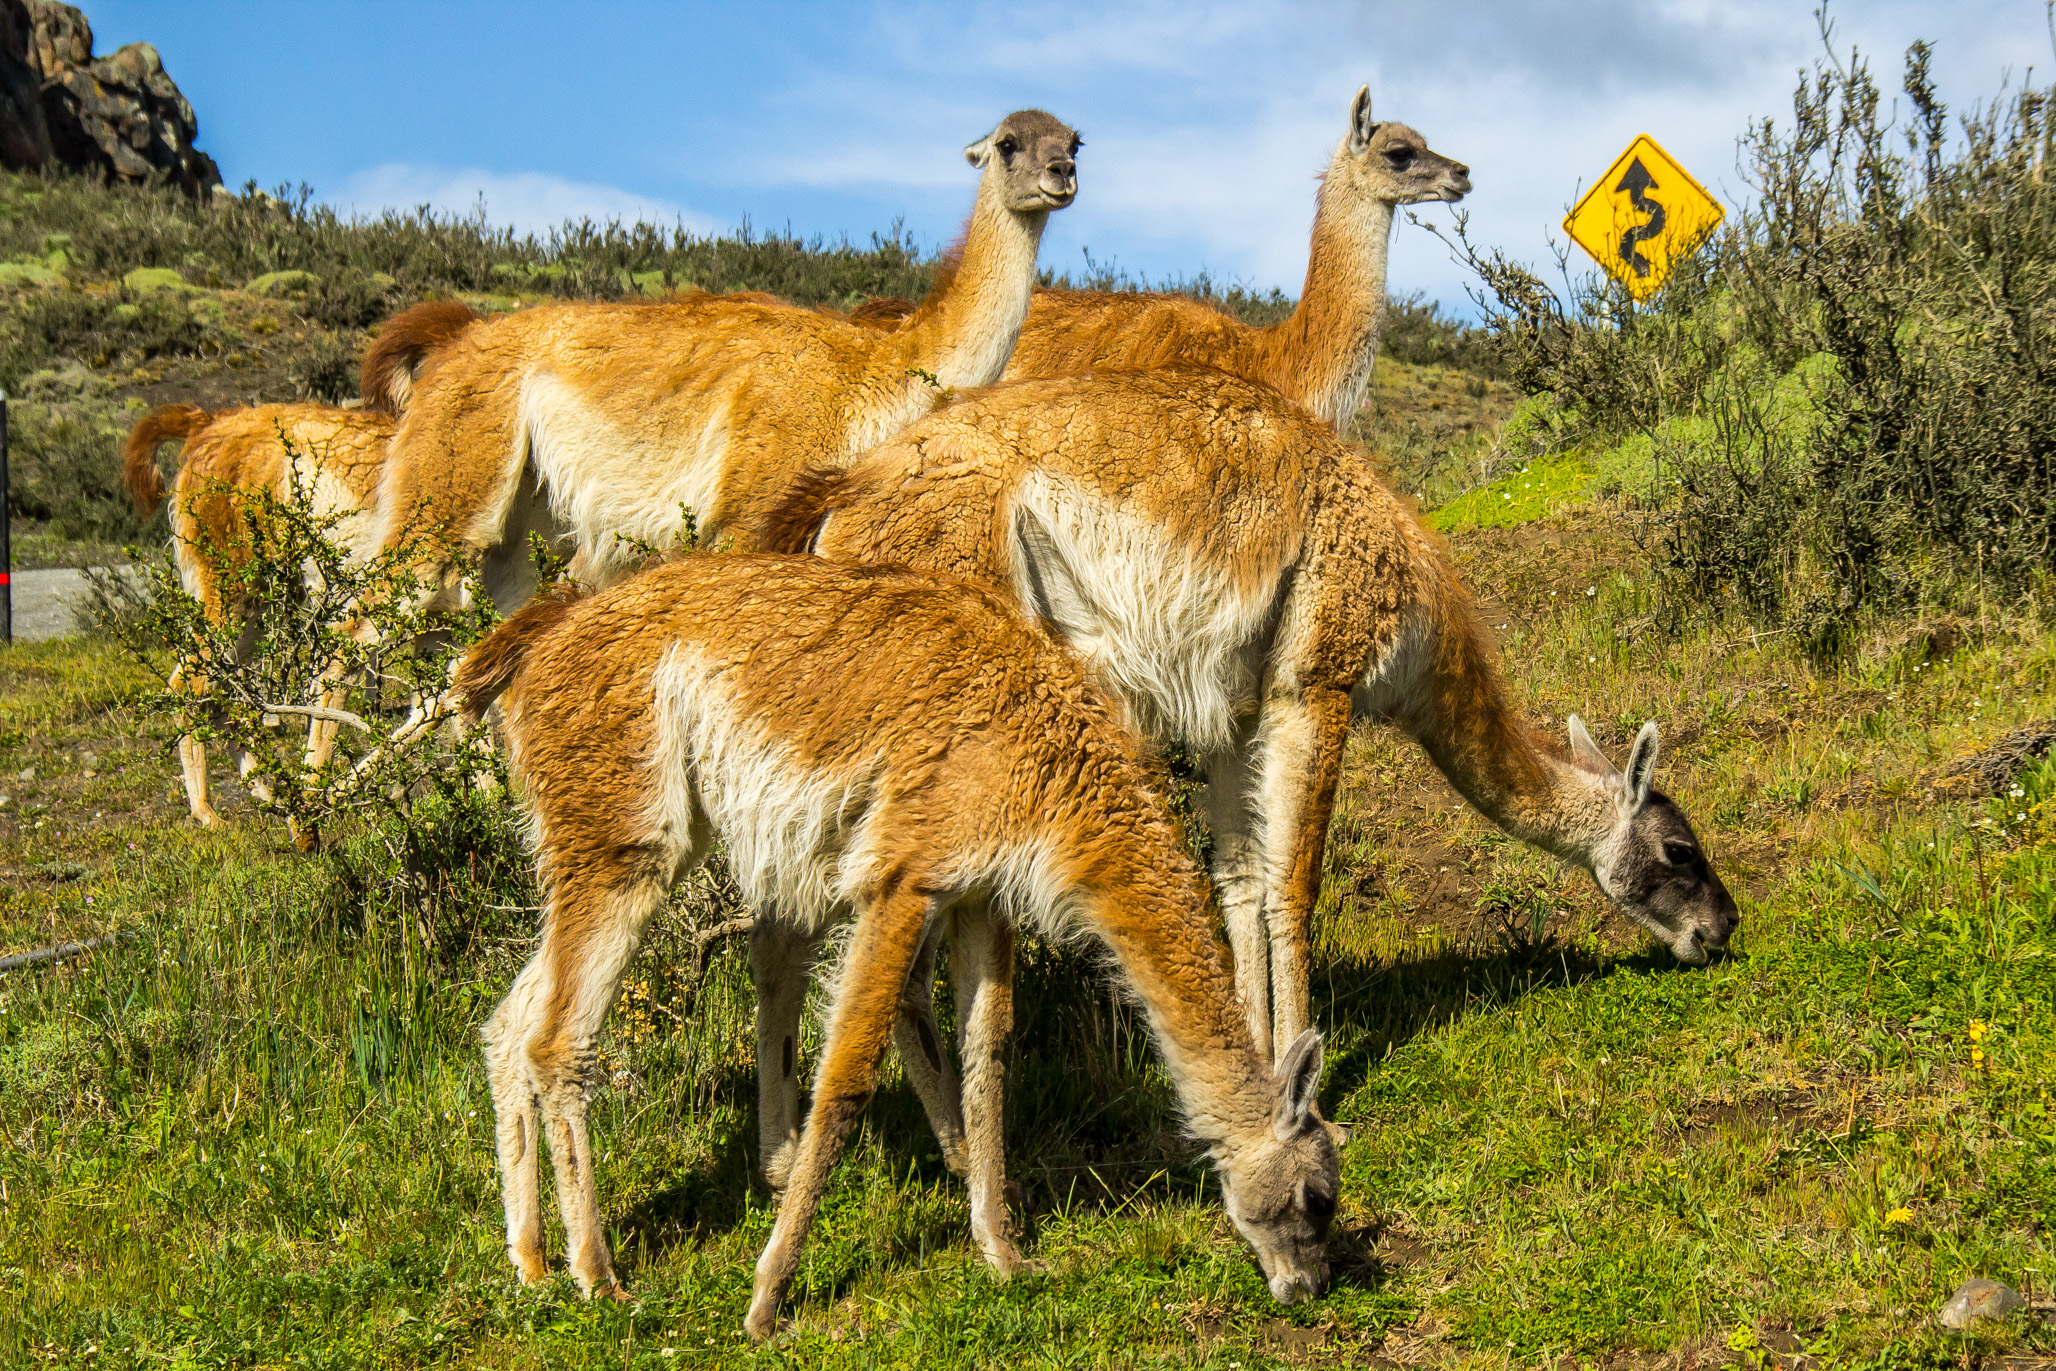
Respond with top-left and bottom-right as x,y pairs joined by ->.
1449,29 -> 2056,645
1382,290 -> 1502,376
108,453 -> 500,845
287,328 -> 358,402
3,391 -> 149,542
0,288 -> 208,389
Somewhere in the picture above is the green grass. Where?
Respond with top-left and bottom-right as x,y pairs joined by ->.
2,518 -> 2052,1368
1423,452 -> 1594,533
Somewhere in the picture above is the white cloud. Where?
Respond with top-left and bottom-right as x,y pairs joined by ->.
336,165 -> 717,238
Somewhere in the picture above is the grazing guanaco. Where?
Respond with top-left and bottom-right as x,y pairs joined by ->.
369,110 -> 1080,614
764,369 -> 1738,1064
455,555 -> 1340,1340
852,89 -> 1468,430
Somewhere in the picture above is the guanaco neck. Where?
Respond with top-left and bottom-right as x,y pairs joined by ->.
1078,848 -> 1275,1150
1396,601 -> 1619,871
897,179 -> 1049,392
1254,160 -> 1395,429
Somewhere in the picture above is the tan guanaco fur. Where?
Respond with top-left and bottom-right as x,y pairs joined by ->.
126,403 -> 396,833
368,111 -> 1079,613
1000,88 -> 1468,429
456,555 -> 1340,1340
764,370 -> 1738,1063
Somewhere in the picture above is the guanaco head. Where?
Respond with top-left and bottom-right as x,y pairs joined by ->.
1332,85 -> 1470,206
965,109 -> 1079,212
1215,1029 -> 1340,1305
1569,716 -> 1739,966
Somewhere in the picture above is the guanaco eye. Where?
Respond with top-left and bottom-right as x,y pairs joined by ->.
1385,148 -> 1415,169
1303,1188 -> 1338,1221
997,137 -> 1018,157
1069,136 -> 1082,155
1663,840 -> 1698,866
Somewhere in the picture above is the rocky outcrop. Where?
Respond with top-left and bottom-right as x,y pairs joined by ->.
0,0 -> 220,193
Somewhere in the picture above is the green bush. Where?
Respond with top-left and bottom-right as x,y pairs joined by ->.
0,177 -> 943,311
0,287 -> 209,390
286,328 -> 357,403
1451,33 -> 2056,647
3,390 -> 149,542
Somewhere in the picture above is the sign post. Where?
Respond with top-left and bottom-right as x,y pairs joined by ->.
1564,134 -> 1725,302
1,390 -> 10,645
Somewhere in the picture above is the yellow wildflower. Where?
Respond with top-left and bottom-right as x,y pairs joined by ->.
1885,1207 -> 1914,1225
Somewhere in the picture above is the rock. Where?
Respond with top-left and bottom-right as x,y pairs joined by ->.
244,269 -> 321,298
78,749 -> 97,767
1937,1278 -> 2026,1329
0,0 -> 221,194
0,794 -> 11,809
122,265 -> 191,293
15,766 -> 34,782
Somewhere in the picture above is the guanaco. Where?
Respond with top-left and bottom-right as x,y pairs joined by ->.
765,369 -> 1739,1064
455,555 -> 1340,1340
369,110 -> 1080,615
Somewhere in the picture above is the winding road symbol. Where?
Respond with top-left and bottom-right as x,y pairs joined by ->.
1615,158 -> 1666,279
1563,134 -> 1723,302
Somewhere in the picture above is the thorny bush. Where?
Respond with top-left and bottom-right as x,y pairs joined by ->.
105,441 -> 500,846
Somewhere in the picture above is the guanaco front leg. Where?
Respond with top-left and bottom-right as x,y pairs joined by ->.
287,657 -> 356,852
1202,731 -> 1271,1064
747,886 -> 936,1342
950,902 -> 1025,1274
1255,686 -> 1353,1060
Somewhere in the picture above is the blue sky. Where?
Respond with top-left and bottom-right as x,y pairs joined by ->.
83,1 -> 2056,311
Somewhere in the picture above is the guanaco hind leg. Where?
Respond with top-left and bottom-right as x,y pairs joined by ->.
484,844 -> 697,1295
1254,686 -> 1353,1060
1202,732 -> 1272,1064
949,902 -> 1025,1274
749,917 -> 819,1190
893,923 -> 969,1177
169,663 -> 223,828
746,886 -> 937,1342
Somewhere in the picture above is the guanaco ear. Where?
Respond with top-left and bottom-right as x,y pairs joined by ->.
1347,85 -> 1379,156
1013,504 -> 1098,639
1567,714 -> 1618,780
1622,722 -> 1659,813
1273,1029 -> 1326,1141
964,132 -> 996,168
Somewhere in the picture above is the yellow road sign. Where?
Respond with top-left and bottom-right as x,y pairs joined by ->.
1564,134 -> 1724,302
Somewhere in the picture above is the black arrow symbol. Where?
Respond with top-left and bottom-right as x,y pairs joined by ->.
1615,157 -> 1667,278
